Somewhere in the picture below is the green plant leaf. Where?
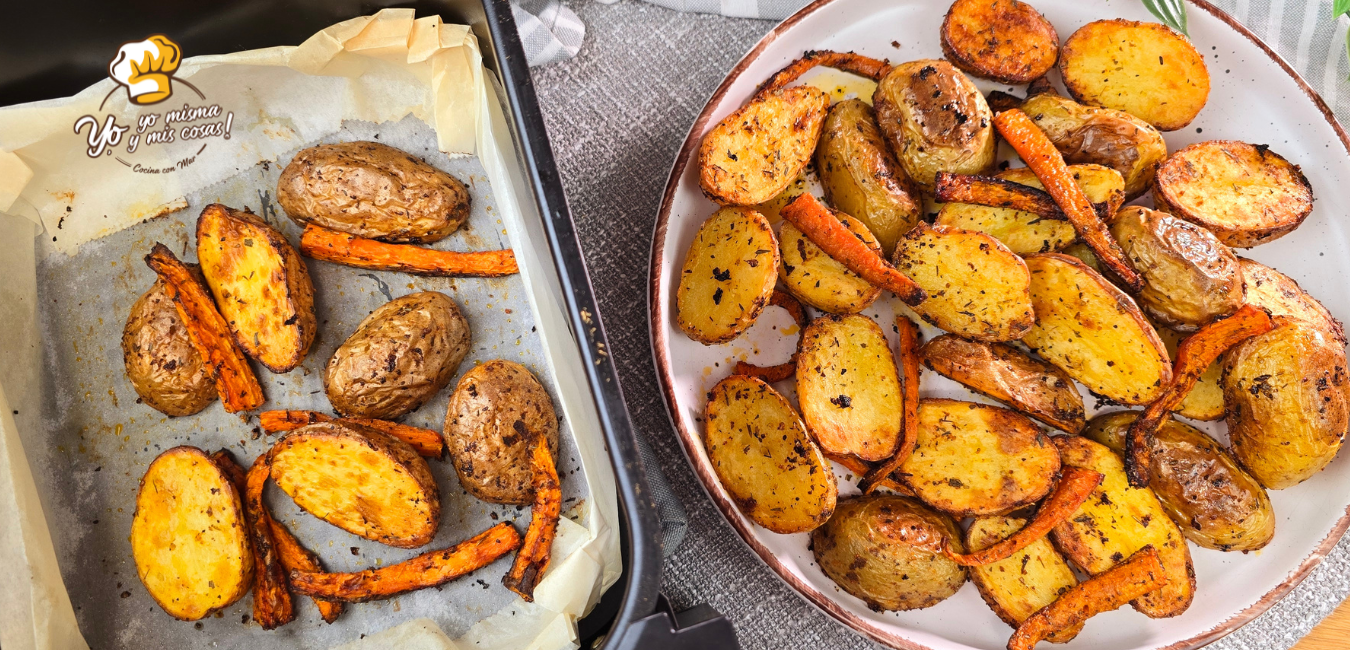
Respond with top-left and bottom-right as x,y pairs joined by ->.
1335,0 -> 1350,19
1142,0 -> 1188,35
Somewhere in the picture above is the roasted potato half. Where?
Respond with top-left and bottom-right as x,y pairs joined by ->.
1021,92 -> 1168,199
920,334 -> 1085,433
796,314 -> 903,461
816,99 -> 922,255
778,214 -> 882,314
122,280 -> 217,417
873,59 -> 996,191
812,495 -> 967,612
676,207 -> 780,344
1239,257 -> 1345,345
966,516 -> 1080,642
1023,254 -> 1172,405
1223,316 -> 1350,489
940,0 -> 1059,84
900,399 -> 1061,516
1110,206 -> 1243,330
1084,411 -> 1275,551
131,446 -> 253,620
1059,19 -> 1210,131
699,86 -> 830,205
892,224 -> 1034,341
704,375 -> 837,533
1154,141 -> 1314,247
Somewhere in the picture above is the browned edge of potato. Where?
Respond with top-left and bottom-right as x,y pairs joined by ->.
1238,257 -> 1345,345
675,207 -> 780,344
698,85 -> 830,206
919,334 -> 1085,433
122,280 -> 218,417
940,0 -> 1059,84
796,314 -> 903,462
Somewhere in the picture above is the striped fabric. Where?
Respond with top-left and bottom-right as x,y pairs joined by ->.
512,0 -> 586,66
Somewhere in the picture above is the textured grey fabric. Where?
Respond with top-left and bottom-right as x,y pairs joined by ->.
529,1 -> 1350,648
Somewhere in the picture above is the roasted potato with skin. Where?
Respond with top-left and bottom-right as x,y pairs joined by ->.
778,213 -> 882,314
325,291 -> 470,420
1110,206 -> 1243,330
892,224 -> 1034,341
940,0 -> 1059,84
1059,20 -> 1210,131
699,86 -> 830,205
796,314 -> 903,461
676,207 -> 780,344
444,360 -> 561,505
1153,324 -> 1225,421
873,59 -> 996,191
920,334 -> 1085,433
1239,257 -> 1345,345
122,280 -> 217,417
1022,92 -> 1168,199
704,375 -> 837,533
966,516 -> 1081,642
1084,411 -> 1275,551
278,141 -> 470,243
1223,316 -> 1350,489
816,99 -> 922,255
812,495 -> 967,612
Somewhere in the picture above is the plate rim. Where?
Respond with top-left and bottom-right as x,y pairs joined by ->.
646,1 -> 1350,648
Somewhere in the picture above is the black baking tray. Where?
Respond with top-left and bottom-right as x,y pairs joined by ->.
0,1 -> 735,648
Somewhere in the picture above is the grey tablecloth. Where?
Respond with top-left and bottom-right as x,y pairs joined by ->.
528,1 -> 1350,648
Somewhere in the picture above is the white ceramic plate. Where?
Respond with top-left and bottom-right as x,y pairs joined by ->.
649,1 -> 1350,649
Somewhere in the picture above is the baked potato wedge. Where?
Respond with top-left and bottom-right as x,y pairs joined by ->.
676,207 -> 780,344
1110,206 -> 1243,330
919,334 -> 1085,433
873,59 -> 997,191
698,86 -> 830,205
1059,19 -> 1210,131
778,213 -> 882,314
122,280 -> 217,417
892,224 -> 1034,341
796,314 -> 903,461
704,375 -> 837,533
815,99 -> 922,255
131,446 -> 253,620
966,516 -> 1081,642
940,0 -> 1058,84
1239,257 -> 1345,345
1021,92 -> 1167,199
1152,324 -> 1224,421
1022,254 -> 1172,405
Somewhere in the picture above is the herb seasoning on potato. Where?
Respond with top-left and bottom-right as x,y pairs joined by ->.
122,280 -> 218,417
675,207 -> 780,344
873,59 -> 997,191
965,516 -> 1081,642
698,86 -> 830,205
795,314 -> 903,461
940,0 -> 1059,84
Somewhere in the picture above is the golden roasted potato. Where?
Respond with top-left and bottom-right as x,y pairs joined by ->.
1223,316 -> 1350,489
940,0 -> 1058,84
1051,436 -> 1195,618
1059,19 -> 1210,131
873,60 -> 996,191
131,446 -> 253,620
122,280 -> 217,417
1154,141 -> 1314,247
920,334 -> 1085,433
899,399 -> 1060,516
704,375 -> 837,533
1239,257 -> 1345,345
1084,411 -> 1275,551
753,172 -> 810,223
1152,324 -> 1224,421
197,203 -> 317,373
444,360 -> 560,505
796,314 -> 903,461
812,495 -> 967,611
1021,92 -> 1168,199
778,213 -> 881,314
815,99 -> 922,255
966,516 -> 1080,642
325,291 -> 470,420
676,207 -> 780,344
270,421 -> 440,548
277,141 -> 470,243
892,224 -> 1034,341
1110,206 -> 1243,330
1022,254 -> 1172,405
699,86 -> 830,205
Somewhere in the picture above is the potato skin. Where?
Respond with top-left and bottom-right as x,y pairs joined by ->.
815,99 -> 922,255
920,334 -> 1085,433
811,495 -> 966,612
966,516 -> 1080,642
1022,92 -> 1167,199
796,314 -> 903,461
277,141 -> 469,243
122,280 -> 217,417
676,207 -> 780,344
325,291 -> 470,420
699,86 -> 830,205
1239,258 -> 1345,345
940,0 -> 1059,84
778,213 -> 881,314
1110,206 -> 1243,330
1223,317 -> 1350,489
444,360 -> 560,505
873,60 -> 996,191
1059,20 -> 1210,131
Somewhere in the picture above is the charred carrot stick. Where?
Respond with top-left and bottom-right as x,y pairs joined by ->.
861,315 -> 923,494
300,224 -> 518,277
947,467 -> 1103,566
734,291 -> 808,382
824,452 -> 915,496
145,243 -> 264,412
757,49 -> 892,98
244,452 -> 294,629
779,194 -> 926,306
1125,305 -> 1274,487
502,431 -> 562,600
258,410 -> 445,458
268,519 -> 344,623
993,109 -> 1142,291
935,172 -> 1068,220
1008,546 -> 1168,650
209,449 -> 248,490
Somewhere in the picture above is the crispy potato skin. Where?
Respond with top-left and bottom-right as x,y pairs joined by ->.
676,207 -> 780,344
444,360 -> 561,505
812,495 -> 967,612
1059,20 -> 1210,131
940,0 -> 1059,84
698,86 -> 830,205
1223,317 -> 1350,489
920,334 -> 1085,433
796,314 -> 903,461
122,281 -> 217,417
704,375 -> 837,533
1154,141 -> 1314,247
966,516 -> 1080,642
277,141 -> 469,243
778,213 -> 881,314
892,224 -> 1034,341
1084,412 -> 1275,551
325,291 -> 469,420
1022,93 -> 1167,199
131,447 -> 254,620
1110,206 -> 1243,330
1239,258 -> 1345,345
815,99 -> 922,255
270,421 -> 440,547
197,204 -> 317,373
1153,324 -> 1226,421
873,60 -> 996,191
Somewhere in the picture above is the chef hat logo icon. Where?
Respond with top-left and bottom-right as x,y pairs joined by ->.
108,35 -> 182,105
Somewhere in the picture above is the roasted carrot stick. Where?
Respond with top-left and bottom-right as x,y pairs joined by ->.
779,194 -> 926,305
861,315 -> 922,494
258,410 -> 445,458
935,172 -> 1067,220
244,452 -> 294,629
824,452 -> 915,496
733,290 -> 808,383
757,49 -> 892,97
1008,546 -> 1168,650
145,244 -> 264,412
503,431 -> 562,600
1125,305 -> 1274,487
947,467 -> 1103,566
300,224 -> 518,277
269,519 -> 344,623
209,449 -> 248,490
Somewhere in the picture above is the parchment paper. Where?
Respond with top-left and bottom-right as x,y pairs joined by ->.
0,9 -> 620,650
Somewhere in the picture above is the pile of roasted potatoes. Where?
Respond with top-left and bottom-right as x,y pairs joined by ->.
123,140 -> 564,627
677,1 -> 1347,647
